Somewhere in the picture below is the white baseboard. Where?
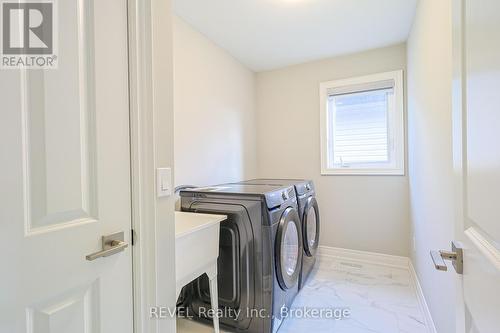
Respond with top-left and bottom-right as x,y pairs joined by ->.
318,246 -> 437,333
318,245 -> 409,268
408,260 -> 438,333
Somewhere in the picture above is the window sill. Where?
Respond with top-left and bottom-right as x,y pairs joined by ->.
320,168 -> 405,176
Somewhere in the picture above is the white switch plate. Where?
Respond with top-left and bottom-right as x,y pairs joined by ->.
156,167 -> 172,197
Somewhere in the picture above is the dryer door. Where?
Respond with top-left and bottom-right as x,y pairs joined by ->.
303,196 -> 320,257
275,207 -> 303,290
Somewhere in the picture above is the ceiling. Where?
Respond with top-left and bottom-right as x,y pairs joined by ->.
173,0 -> 418,72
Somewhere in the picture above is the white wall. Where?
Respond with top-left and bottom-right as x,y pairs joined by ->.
173,16 -> 257,187
256,44 -> 410,256
407,1 -> 456,332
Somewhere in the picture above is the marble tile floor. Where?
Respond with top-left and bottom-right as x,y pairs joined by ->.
177,254 -> 429,333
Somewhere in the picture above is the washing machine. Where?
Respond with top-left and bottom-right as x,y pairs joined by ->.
179,184 -> 303,333
236,179 -> 320,289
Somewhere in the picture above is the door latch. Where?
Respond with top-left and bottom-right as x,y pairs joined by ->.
430,241 -> 463,274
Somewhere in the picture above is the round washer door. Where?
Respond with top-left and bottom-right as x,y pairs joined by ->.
303,196 -> 320,257
276,207 -> 303,290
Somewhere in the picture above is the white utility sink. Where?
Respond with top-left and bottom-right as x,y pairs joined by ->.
175,211 -> 226,333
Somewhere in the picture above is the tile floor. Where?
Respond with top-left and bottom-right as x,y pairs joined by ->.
177,254 -> 429,333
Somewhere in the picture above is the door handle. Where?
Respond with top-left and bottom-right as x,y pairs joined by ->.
430,250 -> 448,271
86,231 -> 128,261
430,241 -> 463,274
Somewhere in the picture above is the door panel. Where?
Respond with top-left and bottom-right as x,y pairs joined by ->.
453,0 -> 500,332
0,0 -> 133,332
465,0 -> 500,241
27,281 -> 99,333
22,0 -> 97,233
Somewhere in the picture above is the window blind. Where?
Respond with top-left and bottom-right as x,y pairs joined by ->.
328,88 -> 392,167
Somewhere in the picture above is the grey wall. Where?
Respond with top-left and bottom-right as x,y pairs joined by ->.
256,44 -> 410,256
407,0 -> 456,332
173,16 -> 257,187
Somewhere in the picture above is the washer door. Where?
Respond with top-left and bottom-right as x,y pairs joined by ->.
303,196 -> 320,257
275,207 -> 303,290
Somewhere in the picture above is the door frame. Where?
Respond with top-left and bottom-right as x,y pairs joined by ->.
128,0 -> 176,332
451,0 -> 469,332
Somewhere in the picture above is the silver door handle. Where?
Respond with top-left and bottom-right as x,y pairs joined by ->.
86,231 -> 128,261
430,250 -> 448,271
430,241 -> 463,274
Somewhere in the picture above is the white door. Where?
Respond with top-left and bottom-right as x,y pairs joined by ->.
0,0 -> 133,332
452,0 -> 500,332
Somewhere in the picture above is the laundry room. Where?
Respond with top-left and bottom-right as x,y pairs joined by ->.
172,1 -> 462,333
3,0 -> 498,332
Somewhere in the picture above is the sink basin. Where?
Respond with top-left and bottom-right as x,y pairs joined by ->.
175,211 -> 226,296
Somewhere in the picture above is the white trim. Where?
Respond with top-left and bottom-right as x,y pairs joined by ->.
319,70 -> 406,176
318,168 -> 405,176
408,260 -> 438,333
451,1 -> 468,332
318,245 -> 409,268
318,246 -> 437,333
464,227 -> 500,272
128,0 -> 156,331
128,0 -> 176,332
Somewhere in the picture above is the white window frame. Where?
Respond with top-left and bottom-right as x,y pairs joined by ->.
319,70 -> 405,175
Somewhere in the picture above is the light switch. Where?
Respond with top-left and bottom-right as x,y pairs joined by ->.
156,167 -> 172,197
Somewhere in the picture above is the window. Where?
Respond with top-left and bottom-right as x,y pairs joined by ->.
319,70 -> 405,175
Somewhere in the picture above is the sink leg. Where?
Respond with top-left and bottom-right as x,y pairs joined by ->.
207,267 -> 220,333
